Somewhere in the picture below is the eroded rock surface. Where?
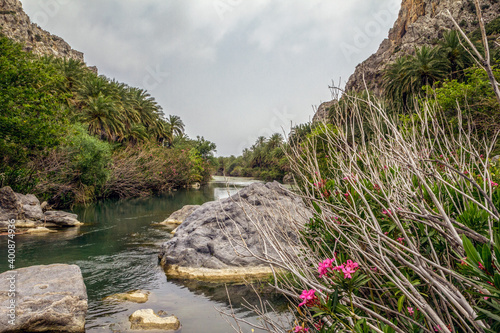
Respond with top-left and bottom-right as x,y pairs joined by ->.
0,264 -> 88,332
0,0 -> 84,61
344,0 -> 500,94
159,182 -> 310,280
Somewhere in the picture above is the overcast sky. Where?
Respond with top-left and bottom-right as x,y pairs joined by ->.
22,0 -> 400,156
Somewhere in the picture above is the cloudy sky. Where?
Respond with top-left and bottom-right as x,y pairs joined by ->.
22,0 -> 400,156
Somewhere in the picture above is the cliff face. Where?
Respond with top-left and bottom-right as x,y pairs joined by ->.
0,0 -> 84,61
345,0 -> 500,94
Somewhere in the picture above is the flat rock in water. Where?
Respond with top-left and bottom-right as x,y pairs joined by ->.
160,205 -> 200,226
159,181 -> 310,280
44,211 -> 82,227
104,290 -> 150,303
0,264 -> 88,333
129,309 -> 180,330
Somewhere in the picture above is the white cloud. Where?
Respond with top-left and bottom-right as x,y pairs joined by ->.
20,0 -> 400,155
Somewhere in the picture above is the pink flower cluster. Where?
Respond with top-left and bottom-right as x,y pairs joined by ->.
318,258 -> 335,278
334,260 -> 359,279
318,257 -> 360,279
293,326 -> 309,332
491,181 -> 499,187
298,289 -> 318,307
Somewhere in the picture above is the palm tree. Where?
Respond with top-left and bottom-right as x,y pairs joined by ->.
439,30 -> 471,80
80,92 -> 125,140
165,115 -> 185,146
384,46 -> 449,110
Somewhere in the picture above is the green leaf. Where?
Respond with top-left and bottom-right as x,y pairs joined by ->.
397,294 -> 406,312
312,201 -> 322,214
462,235 -> 481,266
483,244 -> 494,274
476,306 -> 500,322
495,273 -> 500,289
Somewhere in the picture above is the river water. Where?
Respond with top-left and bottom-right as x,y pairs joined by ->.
0,177 -> 290,332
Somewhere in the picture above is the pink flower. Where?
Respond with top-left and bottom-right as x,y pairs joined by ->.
397,237 -> 404,244
384,232 -> 389,235
318,259 -> 334,278
344,192 -> 350,198
479,262 -> 486,270
408,307 -> 414,316
460,257 -> 467,265
298,289 -> 318,307
434,326 -> 441,332
343,176 -> 349,181
370,267 -> 378,272
382,209 -> 392,216
341,260 -> 359,279
491,181 -> 498,187
313,321 -> 324,330
293,326 -> 309,333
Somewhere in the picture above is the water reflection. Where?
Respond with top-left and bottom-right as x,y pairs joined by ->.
0,177 -> 289,332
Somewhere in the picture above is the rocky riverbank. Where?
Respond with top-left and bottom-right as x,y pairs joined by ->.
0,186 -> 83,233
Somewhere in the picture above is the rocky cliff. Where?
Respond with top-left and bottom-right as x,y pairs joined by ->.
344,0 -> 500,94
0,0 -> 84,61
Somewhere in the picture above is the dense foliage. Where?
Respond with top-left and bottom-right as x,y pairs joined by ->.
0,34 -> 216,207
217,133 -> 291,181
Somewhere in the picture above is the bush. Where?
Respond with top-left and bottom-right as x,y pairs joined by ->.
238,94 -> 500,332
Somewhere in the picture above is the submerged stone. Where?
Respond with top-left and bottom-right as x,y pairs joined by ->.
129,309 -> 180,330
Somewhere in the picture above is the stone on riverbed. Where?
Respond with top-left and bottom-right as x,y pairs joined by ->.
129,309 -> 180,330
0,264 -> 88,333
159,181 -> 311,280
104,290 -> 150,303
160,205 -> 200,226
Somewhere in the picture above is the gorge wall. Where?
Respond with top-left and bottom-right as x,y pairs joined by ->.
0,0 -> 84,61
344,0 -> 500,95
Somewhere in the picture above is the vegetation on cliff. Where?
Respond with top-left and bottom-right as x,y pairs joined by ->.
0,34 -> 216,207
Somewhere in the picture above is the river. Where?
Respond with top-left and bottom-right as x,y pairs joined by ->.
0,177 -> 290,332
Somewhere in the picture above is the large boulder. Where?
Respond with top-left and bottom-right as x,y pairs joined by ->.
0,186 -> 21,222
159,182 -> 310,280
16,193 -> 44,221
0,264 -> 88,332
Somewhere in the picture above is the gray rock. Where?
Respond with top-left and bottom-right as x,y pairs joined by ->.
16,193 -> 44,221
0,186 -> 21,222
0,264 -> 88,332
44,211 -> 82,227
159,182 -> 310,277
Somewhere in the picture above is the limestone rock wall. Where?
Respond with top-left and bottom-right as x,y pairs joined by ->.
0,0 -> 84,61
345,0 -> 500,94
